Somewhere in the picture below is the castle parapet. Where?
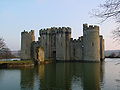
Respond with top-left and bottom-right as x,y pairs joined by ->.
21,30 -> 35,35
29,30 -> 34,35
70,37 -> 82,43
39,27 -> 71,36
83,24 -> 99,31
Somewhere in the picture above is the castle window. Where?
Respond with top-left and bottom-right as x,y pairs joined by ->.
92,42 -> 94,46
60,34 -> 62,37
82,45 -> 84,48
46,43 -> 47,46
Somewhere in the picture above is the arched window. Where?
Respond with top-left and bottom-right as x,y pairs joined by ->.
92,42 -> 94,46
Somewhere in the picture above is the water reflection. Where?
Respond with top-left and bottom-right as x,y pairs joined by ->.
83,63 -> 101,90
1,58 -> 120,90
100,62 -> 105,87
35,63 -> 104,90
20,68 -> 34,90
37,64 -> 56,89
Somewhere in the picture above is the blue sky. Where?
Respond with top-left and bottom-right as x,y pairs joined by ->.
0,0 -> 119,50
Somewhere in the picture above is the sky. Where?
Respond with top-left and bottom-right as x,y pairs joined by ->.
0,0 -> 120,50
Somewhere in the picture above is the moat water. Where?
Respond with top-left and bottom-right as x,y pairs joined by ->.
0,58 -> 120,90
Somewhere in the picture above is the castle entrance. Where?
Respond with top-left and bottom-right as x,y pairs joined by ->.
53,51 -> 56,60
36,47 -> 44,64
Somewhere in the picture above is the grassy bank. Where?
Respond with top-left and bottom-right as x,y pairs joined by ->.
0,60 -> 34,64
0,60 -> 34,68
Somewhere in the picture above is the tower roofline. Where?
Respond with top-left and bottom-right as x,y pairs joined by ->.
40,27 -> 71,31
83,24 -> 99,30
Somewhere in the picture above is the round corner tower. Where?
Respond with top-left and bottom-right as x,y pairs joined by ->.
21,30 -> 35,60
83,24 -> 100,62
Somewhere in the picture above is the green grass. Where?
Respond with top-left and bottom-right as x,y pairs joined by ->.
0,60 -> 34,64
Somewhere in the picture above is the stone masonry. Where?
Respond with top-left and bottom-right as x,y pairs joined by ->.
20,24 -> 105,62
21,30 -> 35,60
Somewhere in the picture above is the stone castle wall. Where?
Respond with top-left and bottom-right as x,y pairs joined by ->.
21,24 -> 105,62
21,30 -> 35,60
39,27 -> 71,61
100,35 -> 105,60
70,37 -> 83,60
55,27 -> 71,60
83,24 -> 100,62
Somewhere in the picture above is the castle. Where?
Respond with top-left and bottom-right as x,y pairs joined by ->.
20,24 -> 105,63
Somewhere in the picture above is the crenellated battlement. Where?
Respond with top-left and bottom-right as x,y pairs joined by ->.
40,27 -> 71,31
39,27 -> 71,35
83,24 -> 99,31
21,30 -> 28,34
29,30 -> 34,35
21,30 -> 35,35
21,30 -> 35,42
70,37 -> 82,43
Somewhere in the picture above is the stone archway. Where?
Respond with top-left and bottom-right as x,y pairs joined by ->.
36,47 -> 45,64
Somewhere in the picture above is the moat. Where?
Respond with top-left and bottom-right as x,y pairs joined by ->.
0,58 -> 120,90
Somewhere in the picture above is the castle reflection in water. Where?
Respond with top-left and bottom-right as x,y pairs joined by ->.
20,62 -> 104,90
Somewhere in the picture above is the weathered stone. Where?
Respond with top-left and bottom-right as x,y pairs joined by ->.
20,24 -> 105,62
21,30 -> 35,60
83,24 -> 100,62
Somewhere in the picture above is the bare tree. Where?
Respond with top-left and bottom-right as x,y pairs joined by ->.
0,38 -> 6,50
109,52 -> 116,57
92,0 -> 120,42
0,37 -> 14,59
